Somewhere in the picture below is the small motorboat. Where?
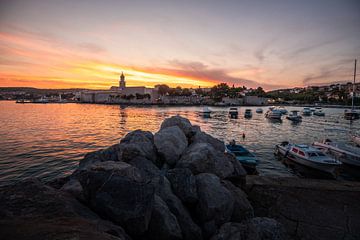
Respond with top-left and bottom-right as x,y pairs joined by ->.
313,110 -> 325,116
277,107 -> 288,115
229,107 -> 239,118
286,110 -> 302,122
225,141 -> 259,174
201,106 -> 212,118
302,107 -> 312,116
344,109 -> 360,120
256,108 -> 263,113
275,141 -> 341,177
351,135 -> 360,146
265,109 -> 282,120
310,108 -> 316,112
313,139 -> 360,167
244,109 -> 252,118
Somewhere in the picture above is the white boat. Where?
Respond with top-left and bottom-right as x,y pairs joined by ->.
256,108 -> 263,113
344,59 -> 359,120
201,107 -> 212,117
302,107 -> 312,116
286,110 -> 302,122
351,135 -> 360,146
265,109 -> 282,119
275,141 -> 341,176
313,110 -> 325,116
229,107 -> 239,118
244,109 -> 252,118
313,139 -> 360,167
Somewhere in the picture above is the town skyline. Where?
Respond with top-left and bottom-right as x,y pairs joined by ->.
1,0 -> 359,90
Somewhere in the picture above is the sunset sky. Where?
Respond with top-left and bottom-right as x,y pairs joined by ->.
0,0 -> 359,90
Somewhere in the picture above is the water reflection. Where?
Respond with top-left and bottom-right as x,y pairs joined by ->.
0,101 -> 360,186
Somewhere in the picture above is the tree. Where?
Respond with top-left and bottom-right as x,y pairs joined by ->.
157,84 -> 170,96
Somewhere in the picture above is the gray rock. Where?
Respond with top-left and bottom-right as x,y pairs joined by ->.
155,126 -> 188,166
128,156 -> 161,179
147,195 -> 182,240
210,218 -> 288,240
196,173 -> 235,226
61,178 -> 84,201
177,143 -> 234,179
226,153 -> 247,187
118,130 -> 158,164
79,143 -> 120,169
191,130 -> 225,152
166,168 -> 198,204
0,179 -> 130,240
222,180 -> 254,222
78,161 -> 154,237
160,115 -> 194,137
156,176 -> 203,240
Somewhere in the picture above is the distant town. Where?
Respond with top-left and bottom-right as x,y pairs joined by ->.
1,73 -> 359,106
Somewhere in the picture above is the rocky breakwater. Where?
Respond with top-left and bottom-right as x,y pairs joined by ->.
0,116 -> 288,240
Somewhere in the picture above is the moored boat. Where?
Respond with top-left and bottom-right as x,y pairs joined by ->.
201,106 -> 212,117
244,109 -> 252,118
286,110 -> 302,122
344,59 -> 359,120
229,107 -> 239,118
225,141 -> 259,174
274,141 -> 341,177
277,106 -> 288,115
256,108 -> 263,113
265,109 -> 282,119
313,110 -> 325,116
313,139 -> 360,167
302,107 -> 312,116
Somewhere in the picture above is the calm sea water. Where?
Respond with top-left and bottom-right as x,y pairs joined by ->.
0,101 -> 359,186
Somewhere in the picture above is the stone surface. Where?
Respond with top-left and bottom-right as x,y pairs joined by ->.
246,176 -> 360,240
155,126 -> 188,166
191,130 -> 225,152
195,173 -> 235,226
127,155 -> 161,179
177,142 -> 234,179
147,195 -> 182,240
79,143 -> 120,169
156,176 -> 203,240
210,218 -> 288,240
78,161 -> 155,237
166,168 -> 198,204
0,179 -> 130,240
160,115 -> 194,138
222,180 -> 254,222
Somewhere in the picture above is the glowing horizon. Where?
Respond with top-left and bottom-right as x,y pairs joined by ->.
0,0 -> 359,91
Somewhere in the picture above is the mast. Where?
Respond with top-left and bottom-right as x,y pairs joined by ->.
352,59 -> 357,110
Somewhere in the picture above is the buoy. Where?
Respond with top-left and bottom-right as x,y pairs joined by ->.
242,133 -> 246,139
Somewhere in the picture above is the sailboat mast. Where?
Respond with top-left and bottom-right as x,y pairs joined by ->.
352,59 -> 357,110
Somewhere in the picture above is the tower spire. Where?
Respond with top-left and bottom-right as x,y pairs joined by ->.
119,71 -> 126,90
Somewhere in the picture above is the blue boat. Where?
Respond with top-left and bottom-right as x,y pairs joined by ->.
225,142 -> 259,174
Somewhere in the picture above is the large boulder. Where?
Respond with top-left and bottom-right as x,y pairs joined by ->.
222,180 -> 254,222
195,173 -> 235,226
127,156 -> 161,180
78,161 -> 155,237
79,143 -> 120,169
176,143 -> 234,179
118,130 -> 158,164
156,176 -> 203,240
191,130 -> 225,152
155,126 -> 188,166
166,168 -> 198,204
147,195 -> 182,240
210,218 -> 288,240
160,115 -> 194,138
0,179 -> 130,240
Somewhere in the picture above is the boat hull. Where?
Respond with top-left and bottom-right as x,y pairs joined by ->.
313,142 -> 360,167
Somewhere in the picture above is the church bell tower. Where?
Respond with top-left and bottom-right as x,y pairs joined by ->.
119,72 -> 126,90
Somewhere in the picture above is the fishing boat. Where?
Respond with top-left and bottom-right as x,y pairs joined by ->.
274,141 -> 341,177
313,139 -> 360,167
244,109 -> 252,118
351,135 -> 360,146
286,110 -> 302,122
344,59 -> 359,120
256,108 -> 263,113
302,107 -> 312,116
313,109 -> 325,116
265,109 -> 282,119
229,107 -> 239,118
225,141 -> 259,174
201,106 -> 212,118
